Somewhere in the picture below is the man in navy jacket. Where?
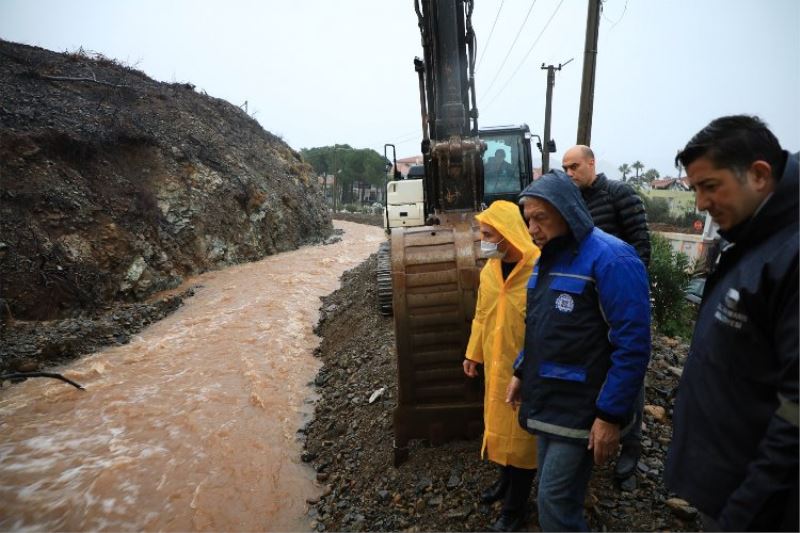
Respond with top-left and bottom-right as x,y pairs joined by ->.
665,115 -> 799,531
506,170 -> 650,531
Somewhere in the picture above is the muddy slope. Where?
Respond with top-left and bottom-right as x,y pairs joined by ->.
0,39 -> 332,324
305,255 -> 703,532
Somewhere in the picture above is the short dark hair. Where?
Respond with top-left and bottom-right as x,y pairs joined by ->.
675,115 -> 783,179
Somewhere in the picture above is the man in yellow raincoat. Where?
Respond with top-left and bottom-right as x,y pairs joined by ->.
464,199 -> 540,532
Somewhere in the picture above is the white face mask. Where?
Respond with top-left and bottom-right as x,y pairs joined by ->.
480,238 -> 506,259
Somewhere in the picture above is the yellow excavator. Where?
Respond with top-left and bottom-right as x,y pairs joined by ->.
388,0 -> 535,465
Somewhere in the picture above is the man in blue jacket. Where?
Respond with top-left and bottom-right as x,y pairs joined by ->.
506,170 -> 650,531
665,115 -> 799,531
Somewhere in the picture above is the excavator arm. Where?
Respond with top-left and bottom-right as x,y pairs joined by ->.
414,0 -> 485,216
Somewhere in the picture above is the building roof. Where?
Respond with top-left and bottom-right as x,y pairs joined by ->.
651,177 -> 690,190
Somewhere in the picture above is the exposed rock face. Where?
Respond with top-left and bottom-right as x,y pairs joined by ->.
0,39 -> 332,320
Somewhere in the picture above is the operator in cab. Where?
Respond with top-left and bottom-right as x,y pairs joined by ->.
464,200 -> 540,531
485,149 -> 517,193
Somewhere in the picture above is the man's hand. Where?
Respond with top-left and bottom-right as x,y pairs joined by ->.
505,376 -> 522,409
463,359 -> 479,378
588,418 -> 620,465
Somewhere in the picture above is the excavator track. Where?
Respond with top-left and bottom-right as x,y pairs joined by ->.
377,241 -> 393,316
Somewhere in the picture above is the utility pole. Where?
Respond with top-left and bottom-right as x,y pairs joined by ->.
332,147 -> 338,212
540,59 -> 572,173
577,0 -> 602,146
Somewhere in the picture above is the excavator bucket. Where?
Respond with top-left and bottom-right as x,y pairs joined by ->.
391,212 -> 485,465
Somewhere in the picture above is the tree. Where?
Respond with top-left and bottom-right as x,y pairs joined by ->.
675,151 -> 683,178
649,234 -> 693,338
631,160 -> 644,181
300,145 -> 386,207
618,163 -> 631,182
643,168 -> 660,183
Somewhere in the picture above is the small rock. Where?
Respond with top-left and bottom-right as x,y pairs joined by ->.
644,404 -> 667,423
301,451 -> 317,463
446,471 -> 462,489
368,386 -> 386,404
377,489 -> 390,502
426,495 -> 443,507
619,475 -> 638,492
665,497 -> 698,521
415,477 -> 432,494
316,472 -> 329,482
667,365 -> 684,378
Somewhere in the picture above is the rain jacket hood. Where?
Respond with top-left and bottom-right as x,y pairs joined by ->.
519,169 -> 594,244
475,200 -> 537,258
467,200 -> 540,469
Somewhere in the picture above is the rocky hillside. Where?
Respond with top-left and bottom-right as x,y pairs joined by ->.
0,39 -> 332,322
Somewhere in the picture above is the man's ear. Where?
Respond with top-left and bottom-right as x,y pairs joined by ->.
749,160 -> 774,192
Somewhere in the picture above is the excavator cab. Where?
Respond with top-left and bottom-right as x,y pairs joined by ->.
480,124 -> 534,205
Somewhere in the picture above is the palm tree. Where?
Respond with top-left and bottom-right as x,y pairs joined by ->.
631,161 -> 645,184
618,163 -> 631,182
675,151 -> 683,178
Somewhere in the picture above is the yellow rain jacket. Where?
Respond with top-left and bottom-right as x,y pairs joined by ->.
466,200 -> 540,469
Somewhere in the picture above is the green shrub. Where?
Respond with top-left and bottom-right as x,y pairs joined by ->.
649,233 -> 694,338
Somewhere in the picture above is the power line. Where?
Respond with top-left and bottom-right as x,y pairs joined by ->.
483,0 -> 565,111
479,0 -> 538,102
602,0 -> 627,31
475,0 -> 505,73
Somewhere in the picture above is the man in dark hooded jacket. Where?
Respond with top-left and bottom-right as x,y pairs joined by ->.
506,170 -> 650,531
665,115 -> 799,531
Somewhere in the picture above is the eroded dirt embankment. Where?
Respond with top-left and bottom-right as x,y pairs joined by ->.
1,39 -> 333,373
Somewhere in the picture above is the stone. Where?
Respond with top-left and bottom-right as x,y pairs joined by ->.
446,471 -> 462,490
667,365 -> 684,378
619,475 -> 638,492
426,495 -> 443,507
644,404 -> 668,423
665,497 -> 698,521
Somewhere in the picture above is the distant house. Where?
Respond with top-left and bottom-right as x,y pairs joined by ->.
394,155 -> 424,178
650,177 -> 691,191
643,176 -> 697,216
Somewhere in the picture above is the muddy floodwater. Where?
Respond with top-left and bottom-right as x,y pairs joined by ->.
0,220 -> 385,531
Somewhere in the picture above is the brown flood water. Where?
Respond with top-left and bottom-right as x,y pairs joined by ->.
0,220 -> 385,531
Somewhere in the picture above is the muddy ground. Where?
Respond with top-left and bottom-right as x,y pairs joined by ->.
304,243 -> 702,532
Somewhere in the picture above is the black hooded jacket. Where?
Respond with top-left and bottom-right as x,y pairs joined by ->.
581,173 -> 651,267
665,151 -> 799,531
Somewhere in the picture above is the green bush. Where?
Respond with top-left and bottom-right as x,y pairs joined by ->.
649,233 -> 694,338
639,193 -> 702,231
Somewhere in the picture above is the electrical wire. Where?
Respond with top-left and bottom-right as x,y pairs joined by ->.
479,0 -> 538,101
482,0 -> 565,111
475,0 -> 505,73
602,0 -> 627,31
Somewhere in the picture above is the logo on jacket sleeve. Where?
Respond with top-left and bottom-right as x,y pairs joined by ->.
714,288 -> 748,329
555,293 -> 574,313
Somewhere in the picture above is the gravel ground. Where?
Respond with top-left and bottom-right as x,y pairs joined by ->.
303,254 -> 703,532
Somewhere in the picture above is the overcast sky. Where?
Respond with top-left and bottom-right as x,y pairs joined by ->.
2,0 -> 799,178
